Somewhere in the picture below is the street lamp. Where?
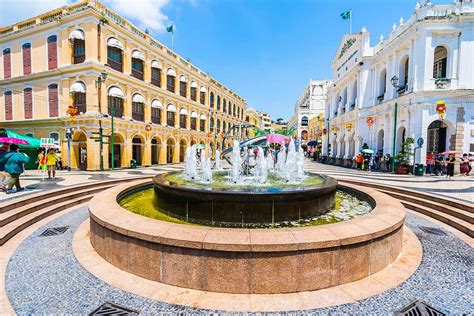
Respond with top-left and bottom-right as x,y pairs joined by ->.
95,70 -> 108,171
390,75 -> 399,173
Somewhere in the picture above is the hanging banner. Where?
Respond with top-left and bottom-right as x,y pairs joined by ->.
345,124 -> 352,132
436,100 -> 446,119
366,116 -> 375,128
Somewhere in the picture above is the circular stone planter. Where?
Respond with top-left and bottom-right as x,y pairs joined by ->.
89,179 -> 406,294
153,172 -> 337,227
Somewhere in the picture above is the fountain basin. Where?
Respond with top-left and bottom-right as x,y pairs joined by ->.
89,179 -> 405,294
153,171 -> 337,227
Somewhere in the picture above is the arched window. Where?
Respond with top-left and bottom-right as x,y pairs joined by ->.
107,37 -> 123,72
71,82 -> 87,114
210,117 -> 215,130
151,99 -> 163,124
200,114 -> 206,132
131,93 -> 145,121
24,87 -> 33,119
433,46 -> 447,79
167,104 -> 176,126
47,35 -> 58,70
233,104 -> 236,117
223,99 -> 227,113
22,43 -> 32,75
49,132 -> 60,141
151,60 -> 162,87
216,119 -> 221,133
190,81 -> 197,101
48,83 -> 59,117
3,48 -> 11,79
216,96 -> 221,110
190,111 -> 197,130
199,86 -> 206,105
69,29 -> 85,64
167,68 -> 176,92
351,80 -> 357,110
210,92 -> 215,108
399,56 -> 409,89
179,108 -> 188,128
179,75 -> 187,98
342,87 -> 347,113
107,86 -> 124,117
301,116 -> 308,126
378,68 -> 387,103
131,50 -> 144,80
4,91 -> 13,120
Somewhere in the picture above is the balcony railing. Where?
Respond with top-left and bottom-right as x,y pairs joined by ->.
377,94 -> 385,103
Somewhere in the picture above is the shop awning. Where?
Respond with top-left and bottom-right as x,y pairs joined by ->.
6,130 -> 41,148
69,29 -> 85,40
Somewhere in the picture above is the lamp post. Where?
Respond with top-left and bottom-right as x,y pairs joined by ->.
95,70 -> 108,171
390,75 -> 399,173
66,127 -> 72,172
208,109 -> 217,159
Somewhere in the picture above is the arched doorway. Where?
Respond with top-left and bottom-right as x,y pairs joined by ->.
132,136 -> 144,166
179,139 -> 187,162
377,130 -> 384,154
427,120 -> 447,154
151,137 -> 161,165
396,126 -> 406,153
110,133 -> 124,169
191,139 -> 197,146
166,138 -> 175,163
72,131 -> 87,171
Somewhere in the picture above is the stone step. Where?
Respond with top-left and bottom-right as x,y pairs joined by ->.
377,189 -> 473,224
0,185 -> 114,227
0,177 -> 152,213
0,194 -> 93,246
402,200 -> 473,238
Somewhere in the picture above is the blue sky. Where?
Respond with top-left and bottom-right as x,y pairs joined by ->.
1,0 -> 446,120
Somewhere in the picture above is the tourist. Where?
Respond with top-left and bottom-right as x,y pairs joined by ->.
36,149 -> 45,171
374,153 -> 382,171
426,152 -> 435,175
368,154 -> 375,172
446,153 -> 456,179
0,143 -> 11,192
45,149 -> 58,179
460,153 -> 470,176
56,150 -> 63,170
0,144 -> 29,194
434,153 -> 444,176
384,154 -> 393,172
355,153 -> 363,170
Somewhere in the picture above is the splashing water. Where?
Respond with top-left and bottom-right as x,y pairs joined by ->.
184,145 -> 198,179
253,147 -> 268,183
230,140 -> 242,184
214,149 -> 223,171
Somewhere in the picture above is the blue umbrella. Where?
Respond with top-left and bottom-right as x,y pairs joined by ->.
361,149 -> 374,154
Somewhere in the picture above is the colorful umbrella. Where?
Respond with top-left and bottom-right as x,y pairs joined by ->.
266,133 -> 290,144
441,150 -> 457,155
0,137 -> 30,145
361,149 -> 374,154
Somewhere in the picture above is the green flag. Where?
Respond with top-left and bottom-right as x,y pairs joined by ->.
166,24 -> 174,33
341,10 -> 351,20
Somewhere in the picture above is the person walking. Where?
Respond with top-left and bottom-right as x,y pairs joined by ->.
45,149 -> 58,179
434,153 -> 444,176
355,153 -> 363,170
460,153 -> 470,176
426,152 -> 435,175
36,149 -> 45,171
0,143 -> 11,192
384,154 -> 393,172
368,154 -> 375,172
0,144 -> 29,194
446,153 -> 455,180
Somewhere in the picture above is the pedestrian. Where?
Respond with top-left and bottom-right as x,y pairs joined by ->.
374,153 -> 381,171
434,153 -> 444,176
368,154 -> 375,172
56,150 -> 63,170
446,153 -> 455,179
0,144 -> 29,194
426,152 -> 435,175
0,143 -> 11,192
384,154 -> 393,172
355,153 -> 363,170
45,148 -> 58,179
36,149 -> 45,171
460,153 -> 470,176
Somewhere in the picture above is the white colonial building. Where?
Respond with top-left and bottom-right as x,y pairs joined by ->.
289,80 -> 331,145
323,0 -> 474,166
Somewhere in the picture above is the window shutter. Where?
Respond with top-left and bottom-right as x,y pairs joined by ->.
3,49 -> 11,79
48,84 -> 59,117
22,44 -> 31,75
47,36 -> 58,70
24,88 -> 33,119
4,91 -> 13,120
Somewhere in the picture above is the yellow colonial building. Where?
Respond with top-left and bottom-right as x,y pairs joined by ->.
0,1 -> 247,170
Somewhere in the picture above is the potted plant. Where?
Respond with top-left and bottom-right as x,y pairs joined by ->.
395,137 -> 415,174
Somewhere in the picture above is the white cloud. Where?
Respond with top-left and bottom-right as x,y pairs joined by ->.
102,0 -> 171,33
0,0 -> 68,27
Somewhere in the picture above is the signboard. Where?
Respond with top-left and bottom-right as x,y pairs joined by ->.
40,138 -> 59,148
417,137 -> 424,148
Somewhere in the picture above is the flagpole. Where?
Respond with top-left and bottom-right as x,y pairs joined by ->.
172,32 -> 174,51
350,9 -> 352,34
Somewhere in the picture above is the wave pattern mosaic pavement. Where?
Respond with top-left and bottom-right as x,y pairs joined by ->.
6,206 -> 473,314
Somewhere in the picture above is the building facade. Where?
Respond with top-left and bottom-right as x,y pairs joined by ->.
288,80 -> 331,146
324,0 -> 474,166
257,111 -> 272,130
0,1 -> 247,170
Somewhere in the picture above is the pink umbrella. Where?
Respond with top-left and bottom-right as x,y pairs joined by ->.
0,137 -> 30,145
266,133 -> 290,144
441,150 -> 457,155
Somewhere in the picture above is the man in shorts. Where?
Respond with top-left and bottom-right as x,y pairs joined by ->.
46,149 -> 58,179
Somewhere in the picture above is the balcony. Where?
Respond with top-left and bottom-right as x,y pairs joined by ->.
377,94 -> 385,103
435,78 -> 451,90
397,85 -> 407,96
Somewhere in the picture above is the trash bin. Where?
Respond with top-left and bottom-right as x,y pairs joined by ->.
414,164 -> 424,176
130,159 -> 137,169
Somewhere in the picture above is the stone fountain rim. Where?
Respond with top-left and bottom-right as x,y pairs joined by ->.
89,178 -> 406,253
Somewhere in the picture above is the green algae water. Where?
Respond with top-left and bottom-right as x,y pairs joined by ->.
120,188 -> 372,228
